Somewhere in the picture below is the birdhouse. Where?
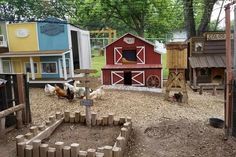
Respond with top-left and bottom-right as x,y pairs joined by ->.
166,42 -> 187,69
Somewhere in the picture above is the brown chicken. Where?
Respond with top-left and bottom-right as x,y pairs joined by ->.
54,84 -> 67,98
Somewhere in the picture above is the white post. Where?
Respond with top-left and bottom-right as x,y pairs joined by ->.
29,57 -> 35,80
62,54 -> 67,80
70,50 -> 74,77
0,58 -> 3,73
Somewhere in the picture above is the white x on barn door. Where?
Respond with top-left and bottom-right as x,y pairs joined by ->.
114,47 -> 122,64
136,46 -> 145,64
111,71 -> 124,85
132,71 -> 145,86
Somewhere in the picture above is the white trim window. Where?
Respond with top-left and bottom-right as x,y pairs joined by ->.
2,60 -> 11,73
41,62 -> 58,74
24,62 -> 38,73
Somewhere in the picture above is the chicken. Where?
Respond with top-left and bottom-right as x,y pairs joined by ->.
44,84 -> 56,95
54,84 -> 67,98
69,80 -> 93,99
89,86 -> 105,100
66,87 -> 74,101
64,82 -> 76,92
173,92 -> 183,102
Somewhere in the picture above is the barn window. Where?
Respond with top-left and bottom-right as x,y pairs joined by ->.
122,50 -> 137,63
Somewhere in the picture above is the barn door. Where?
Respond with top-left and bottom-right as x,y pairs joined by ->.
111,71 -> 124,85
136,46 -> 145,64
132,71 -> 145,86
114,47 -> 122,64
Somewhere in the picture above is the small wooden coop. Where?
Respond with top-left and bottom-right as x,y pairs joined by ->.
165,42 -> 188,103
102,33 -> 162,88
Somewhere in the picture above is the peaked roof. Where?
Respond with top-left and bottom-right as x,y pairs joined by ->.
104,33 -> 162,54
105,33 -> 155,47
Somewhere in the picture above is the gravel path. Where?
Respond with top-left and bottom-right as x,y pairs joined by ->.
27,80 -> 236,157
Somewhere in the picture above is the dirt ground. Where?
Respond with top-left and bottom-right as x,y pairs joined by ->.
1,78 -> 236,157
44,123 -> 120,150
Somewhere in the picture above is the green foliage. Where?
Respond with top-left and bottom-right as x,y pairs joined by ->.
0,0 -> 75,21
91,50 -> 105,77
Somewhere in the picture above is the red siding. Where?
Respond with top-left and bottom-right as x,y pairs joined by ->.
103,33 -> 162,87
105,34 -> 161,65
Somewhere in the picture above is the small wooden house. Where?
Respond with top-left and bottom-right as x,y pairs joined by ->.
188,32 -> 229,89
0,18 -> 91,84
102,33 -> 162,88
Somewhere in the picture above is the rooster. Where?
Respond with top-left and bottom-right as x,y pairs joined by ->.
44,84 -> 56,95
54,84 -> 67,98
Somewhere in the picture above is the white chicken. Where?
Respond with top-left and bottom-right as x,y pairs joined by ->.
89,86 -> 105,100
44,84 -> 56,95
74,81 -> 93,99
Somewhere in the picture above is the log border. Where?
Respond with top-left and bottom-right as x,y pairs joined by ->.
15,111 -> 132,157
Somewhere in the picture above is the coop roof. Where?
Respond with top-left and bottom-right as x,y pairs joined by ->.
104,33 -> 162,54
189,55 -> 226,68
0,49 -> 70,57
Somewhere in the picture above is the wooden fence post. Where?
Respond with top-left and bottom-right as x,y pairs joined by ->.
32,139 -> 41,157
25,145 -> 33,157
104,146 -> 112,157
71,143 -> 80,157
63,146 -> 71,157
39,144 -> 48,157
55,142 -> 64,157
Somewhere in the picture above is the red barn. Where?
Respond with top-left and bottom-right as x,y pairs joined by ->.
102,33 -> 162,88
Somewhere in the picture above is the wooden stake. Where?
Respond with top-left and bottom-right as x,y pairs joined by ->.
126,117 -> 132,122
97,147 -> 104,152
16,135 -> 25,143
0,117 -> 5,137
91,112 -> 97,126
32,139 -> 41,157
55,142 -> 64,157
70,115 -> 75,123
96,152 -> 105,157
49,115 -> 56,123
16,111 -> 23,129
64,111 -> 70,122
87,148 -> 96,157
119,117 -> 126,125
25,145 -> 33,157
80,113 -> 86,123
17,142 -> 26,157
29,126 -> 38,136
48,147 -> 56,157
96,118 -> 102,126
102,116 -> 108,126
16,135 -> 25,156
112,147 -> 121,157
113,118 -> 119,126
71,143 -> 80,157
63,146 -> 71,157
79,151 -> 87,157
75,111 -> 80,123
38,124 -> 45,131
56,112 -> 62,119
25,132 -> 33,140
39,144 -> 48,157
108,113 -> 114,126
45,120 -> 51,126
121,128 -> 128,139
104,146 -> 112,157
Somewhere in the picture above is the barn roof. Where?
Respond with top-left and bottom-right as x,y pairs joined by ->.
104,33 -> 162,54
189,55 -> 226,68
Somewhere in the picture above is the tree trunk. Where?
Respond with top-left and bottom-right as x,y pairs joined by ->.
197,0 -> 218,36
183,0 -> 196,39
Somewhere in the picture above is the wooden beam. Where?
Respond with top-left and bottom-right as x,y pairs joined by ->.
25,117 -> 63,145
74,69 -> 97,74
0,104 -> 25,118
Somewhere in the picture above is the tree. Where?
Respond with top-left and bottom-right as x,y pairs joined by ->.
183,0 -> 218,38
0,0 -> 75,22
